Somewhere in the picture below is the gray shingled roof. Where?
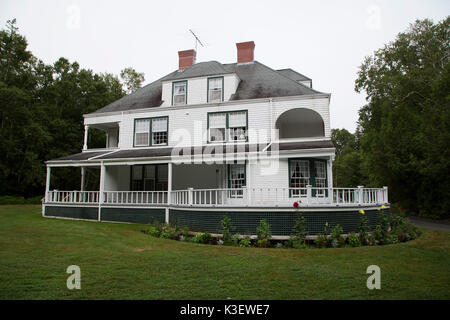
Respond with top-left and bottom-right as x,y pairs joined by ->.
276,68 -> 312,82
48,141 -> 334,162
49,151 -> 111,161
91,61 -> 323,114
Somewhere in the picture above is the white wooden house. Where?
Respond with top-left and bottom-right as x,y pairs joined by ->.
43,41 -> 388,236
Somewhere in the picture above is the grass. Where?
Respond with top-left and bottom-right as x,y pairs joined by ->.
0,205 -> 449,300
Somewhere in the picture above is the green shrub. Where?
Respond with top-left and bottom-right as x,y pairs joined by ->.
330,224 -> 344,248
374,211 -> 390,245
291,212 -> 307,247
393,221 -> 422,242
256,219 -> 272,247
358,214 -> 369,245
193,232 -> 213,244
220,216 -> 236,245
347,233 -> 360,247
239,237 -> 252,247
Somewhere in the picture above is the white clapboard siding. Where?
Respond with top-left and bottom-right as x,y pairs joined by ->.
84,95 -> 330,149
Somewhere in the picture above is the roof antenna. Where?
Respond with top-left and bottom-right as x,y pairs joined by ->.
189,29 -> 204,52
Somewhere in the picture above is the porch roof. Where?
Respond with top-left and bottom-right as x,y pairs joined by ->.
49,151 -> 111,161
47,140 -> 334,164
267,140 -> 335,152
93,143 -> 268,160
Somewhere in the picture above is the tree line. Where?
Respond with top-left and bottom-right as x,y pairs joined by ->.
0,19 -> 144,197
332,17 -> 449,219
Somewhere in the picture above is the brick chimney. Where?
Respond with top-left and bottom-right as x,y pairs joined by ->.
236,41 -> 255,64
178,49 -> 196,70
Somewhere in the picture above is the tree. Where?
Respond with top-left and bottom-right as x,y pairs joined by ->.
0,19 -> 134,197
120,67 -> 145,94
331,128 -> 368,187
355,18 -> 450,218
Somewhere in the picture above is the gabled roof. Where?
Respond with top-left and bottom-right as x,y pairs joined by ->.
91,61 -> 323,115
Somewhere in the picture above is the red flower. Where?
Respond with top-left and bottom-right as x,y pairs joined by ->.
293,201 -> 299,208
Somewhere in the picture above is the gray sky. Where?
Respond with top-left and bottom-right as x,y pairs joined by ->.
1,0 -> 448,132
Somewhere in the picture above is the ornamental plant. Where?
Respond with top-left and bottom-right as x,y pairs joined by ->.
239,237 -> 252,247
347,232 -> 361,247
374,211 -> 390,245
256,219 -> 272,247
329,224 -> 344,248
290,212 -> 307,248
220,216 -> 236,245
358,212 -> 369,245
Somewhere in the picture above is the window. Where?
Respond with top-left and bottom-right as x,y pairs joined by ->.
173,81 -> 187,106
208,113 -> 226,142
131,165 -> 143,191
315,161 -> 327,196
208,77 -> 223,102
290,160 -> 309,196
228,164 -> 246,198
289,159 -> 328,197
131,164 -> 168,191
208,111 -> 247,143
134,119 -> 150,146
134,117 -> 168,147
228,111 -> 247,141
152,118 -> 168,145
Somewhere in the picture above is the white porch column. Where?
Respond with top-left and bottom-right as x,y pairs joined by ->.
98,163 -> 106,221
328,156 -> 334,188
306,185 -> 312,205
80,167 -> 86,191
45,166 -> 51,202
165,162 -> 172,224
83,125 -> 89,151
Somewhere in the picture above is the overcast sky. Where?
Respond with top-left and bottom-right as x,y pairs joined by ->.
1,0 -> 448,132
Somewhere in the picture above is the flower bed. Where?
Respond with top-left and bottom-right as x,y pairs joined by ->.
142,206 -> 421,249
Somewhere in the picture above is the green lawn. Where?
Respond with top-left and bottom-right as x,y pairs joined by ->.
0,205 -> 449,300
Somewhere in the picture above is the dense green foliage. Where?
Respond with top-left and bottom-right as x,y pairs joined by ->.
332,18 -> 449,219
355,18 -> 449,218
331,128 -> 368,187
0,20 -> 144,198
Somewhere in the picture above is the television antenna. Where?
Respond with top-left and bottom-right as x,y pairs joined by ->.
189,29 -> 204,52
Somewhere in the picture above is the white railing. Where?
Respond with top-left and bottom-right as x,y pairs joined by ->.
103,191 -> 168,205
46,191 -> 99,204
45,186 -> 388,207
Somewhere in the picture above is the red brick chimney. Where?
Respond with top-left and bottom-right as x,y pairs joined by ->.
178,49 -> 196,70
236,41 -> 255,64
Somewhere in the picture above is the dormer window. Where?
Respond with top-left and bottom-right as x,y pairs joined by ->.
208,77 -> 223,103
172,81 -> 187,106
